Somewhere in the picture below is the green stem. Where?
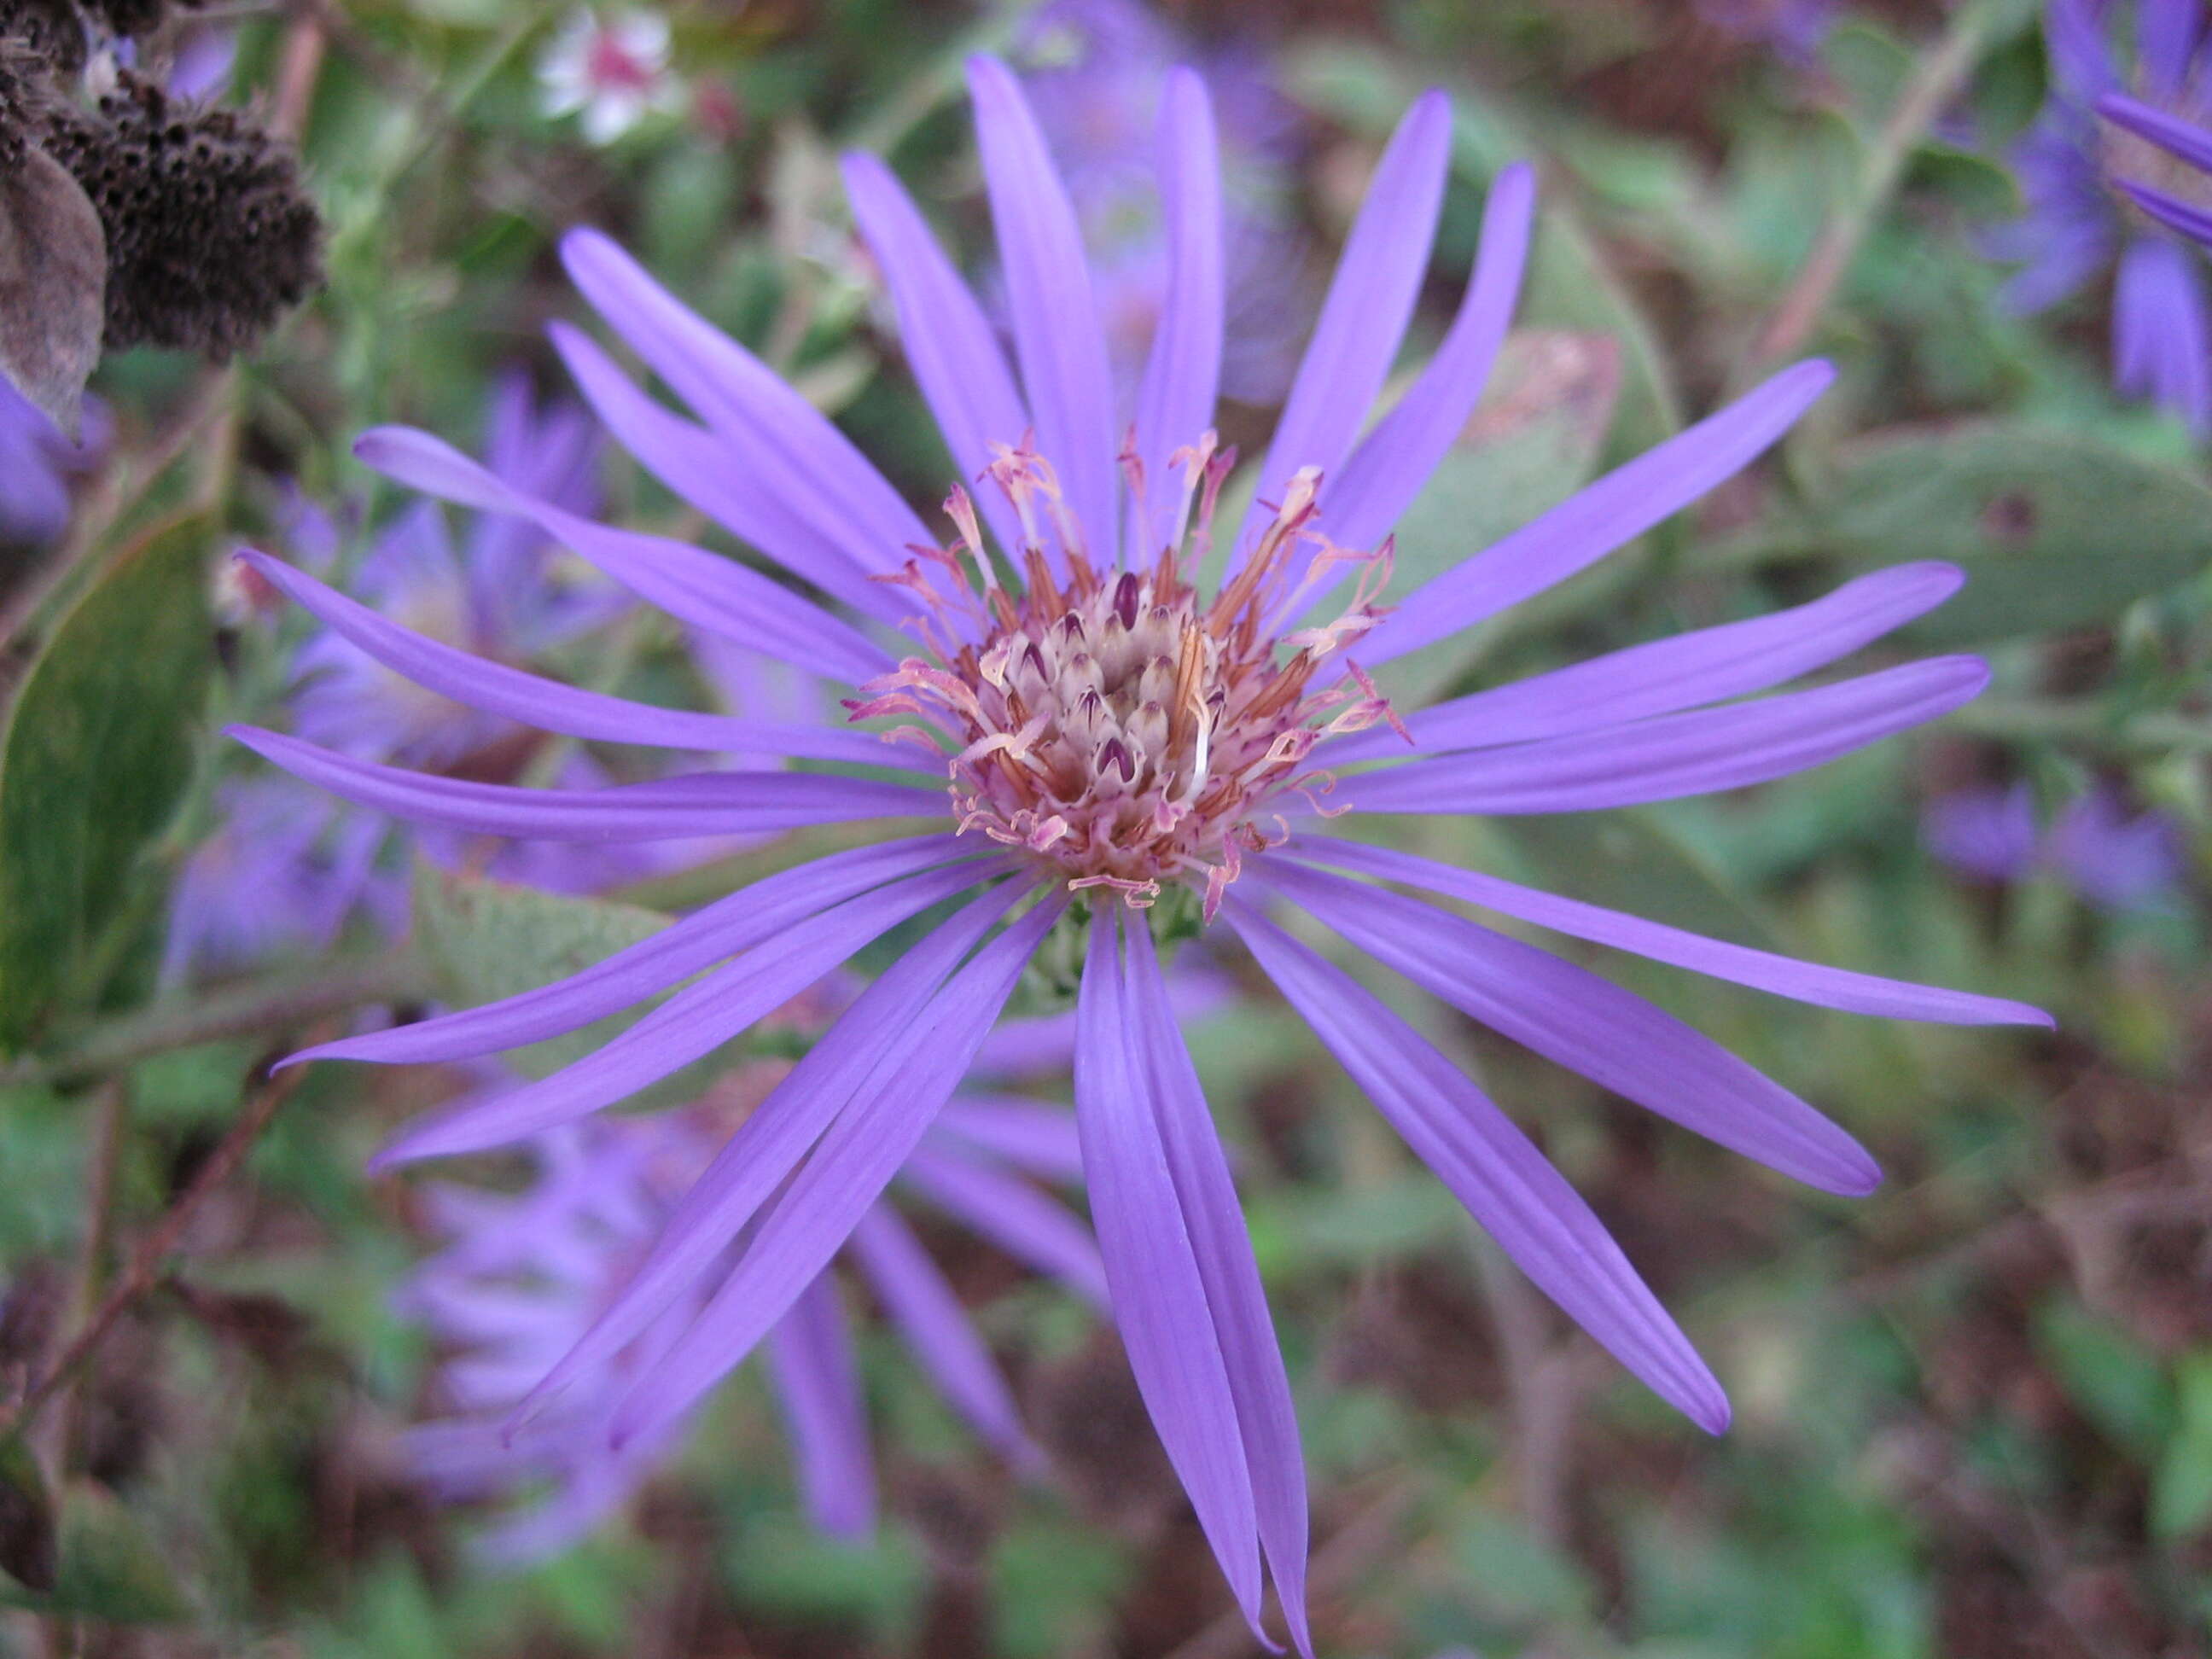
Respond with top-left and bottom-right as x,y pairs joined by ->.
1,951 -> 431,1089
1749,0 -> 2000,368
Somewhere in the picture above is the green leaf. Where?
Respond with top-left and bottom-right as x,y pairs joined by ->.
2153,1352 -> 2212,1540
410,861 -> 672,1080
2032,1299 -> 2174,1459
1805,425 -> 2212,643
0,1482 -> 190,1623
0,1439 -> 55,1596
1377,329 -> 1621,704
1491,808 -> 1781,950
0,513 -> 216,1052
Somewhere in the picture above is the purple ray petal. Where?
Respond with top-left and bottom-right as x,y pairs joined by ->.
353,426 -> 891,684
560,229 -> 939,591
899,1144 -> 1109,1307
515,883 -> 1034,1424
2097,91 -> 2212,175
847,1204 -> 1044,1469
2116,178 -> 2212,248
1122,923 -> 1312,1656
546,323 -> 912,627
1223,899 -> 1730,1431
969,55 -> 1121,568
239,550 -> 919,771
1319,160 -> 1537,556
1130,66 -> 1225,562
1327,562 -> 1964,765
1250,859 -> 1879,1194
230,727 -> 934,842
1227,90 -> 1452,576
608,893 -> 1067,1450
2139,0 -> 2198,98
291,835 -> 978,1068
1359,362 -> 1835,667
765,1276 -> 878,1539
1284,836 -> 2050,1027
373,864 -> 1004,1166
1073,911 -> 1266,1631
1323,657 -> 1987,817
932,1096 -> 1087,1181
841,151 -> 1034,564
2046,0 -> 2122,100
2114,235 -> 2212,432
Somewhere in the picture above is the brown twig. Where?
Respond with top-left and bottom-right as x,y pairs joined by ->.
1,1066 -> 303,1441
1749,0 -> 1998,368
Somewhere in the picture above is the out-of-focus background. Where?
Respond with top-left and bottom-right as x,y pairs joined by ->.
2,0 -> 2209,1654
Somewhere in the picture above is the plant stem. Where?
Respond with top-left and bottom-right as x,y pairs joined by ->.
1749,0 -> 1999,368
0,951 -> 430,1089
0,1068 -> 303,1442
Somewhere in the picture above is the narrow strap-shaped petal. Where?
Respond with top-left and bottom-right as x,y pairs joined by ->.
1130,67 -> 1224,562
765,1275 -> 878,1539
353,427 -> 892,684
372,863 -> 1002,1166
848,1205 -> 1044,1469
1074,911 -> 1265,1631
1249,859 -> 1879,1195
2046,0 -> 2121,99
288,835 -> 978,1068
1223,899 -> 1730,1431
1228,90 -> 1452,574
931,1096 -> 1086,1181
560,230 -> 938,589
241,549 -> 922,771
1318,161 -> 1536,556
2117,177 -> 2212,248
2139,0 -> 2198,98
841,152 -> 1033,564
899,1145 -> 1109,1307
2114,236 -> 2212,433
968,55 -> 1121,568
608,893 -> 1068,1448
1123,925 -> 1312,1656
1325,562 -> 1965,764
546,323 -> 911,627
515,883 -> 1032,1425
1320,657 -> 1987,818
1358,361 -> 1835,667
2098,91 -> 2212,175
1284,836 -> 2051,1028
230,726 -> 934,842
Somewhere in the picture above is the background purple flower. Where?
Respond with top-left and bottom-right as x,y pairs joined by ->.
0,379 -> 105,547
1988,0 -> 2212,428
399,1067 -> 1103,1563
1010,0 -> 1308,405
1925,781 -> 2186,910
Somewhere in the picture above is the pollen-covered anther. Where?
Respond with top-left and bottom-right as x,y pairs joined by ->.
861,434 -> 1402,905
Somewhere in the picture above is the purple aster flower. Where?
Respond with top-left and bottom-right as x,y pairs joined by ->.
290,372 -> 612,770
2097,87 -> 2212,245
235,62 -> 2048,1646
401,1082 -> 1102,1563
1923,779 -> 2041,882
0,378 -> 104,547
1011,0 -> 1306,405
1928,780 -> 2186,909
1989,0 -> 2212,428
159,778 -> 397,987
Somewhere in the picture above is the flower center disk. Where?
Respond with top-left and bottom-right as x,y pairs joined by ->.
847,438 -> 1409,912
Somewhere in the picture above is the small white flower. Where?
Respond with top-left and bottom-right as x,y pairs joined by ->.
538,9 -> 684,146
